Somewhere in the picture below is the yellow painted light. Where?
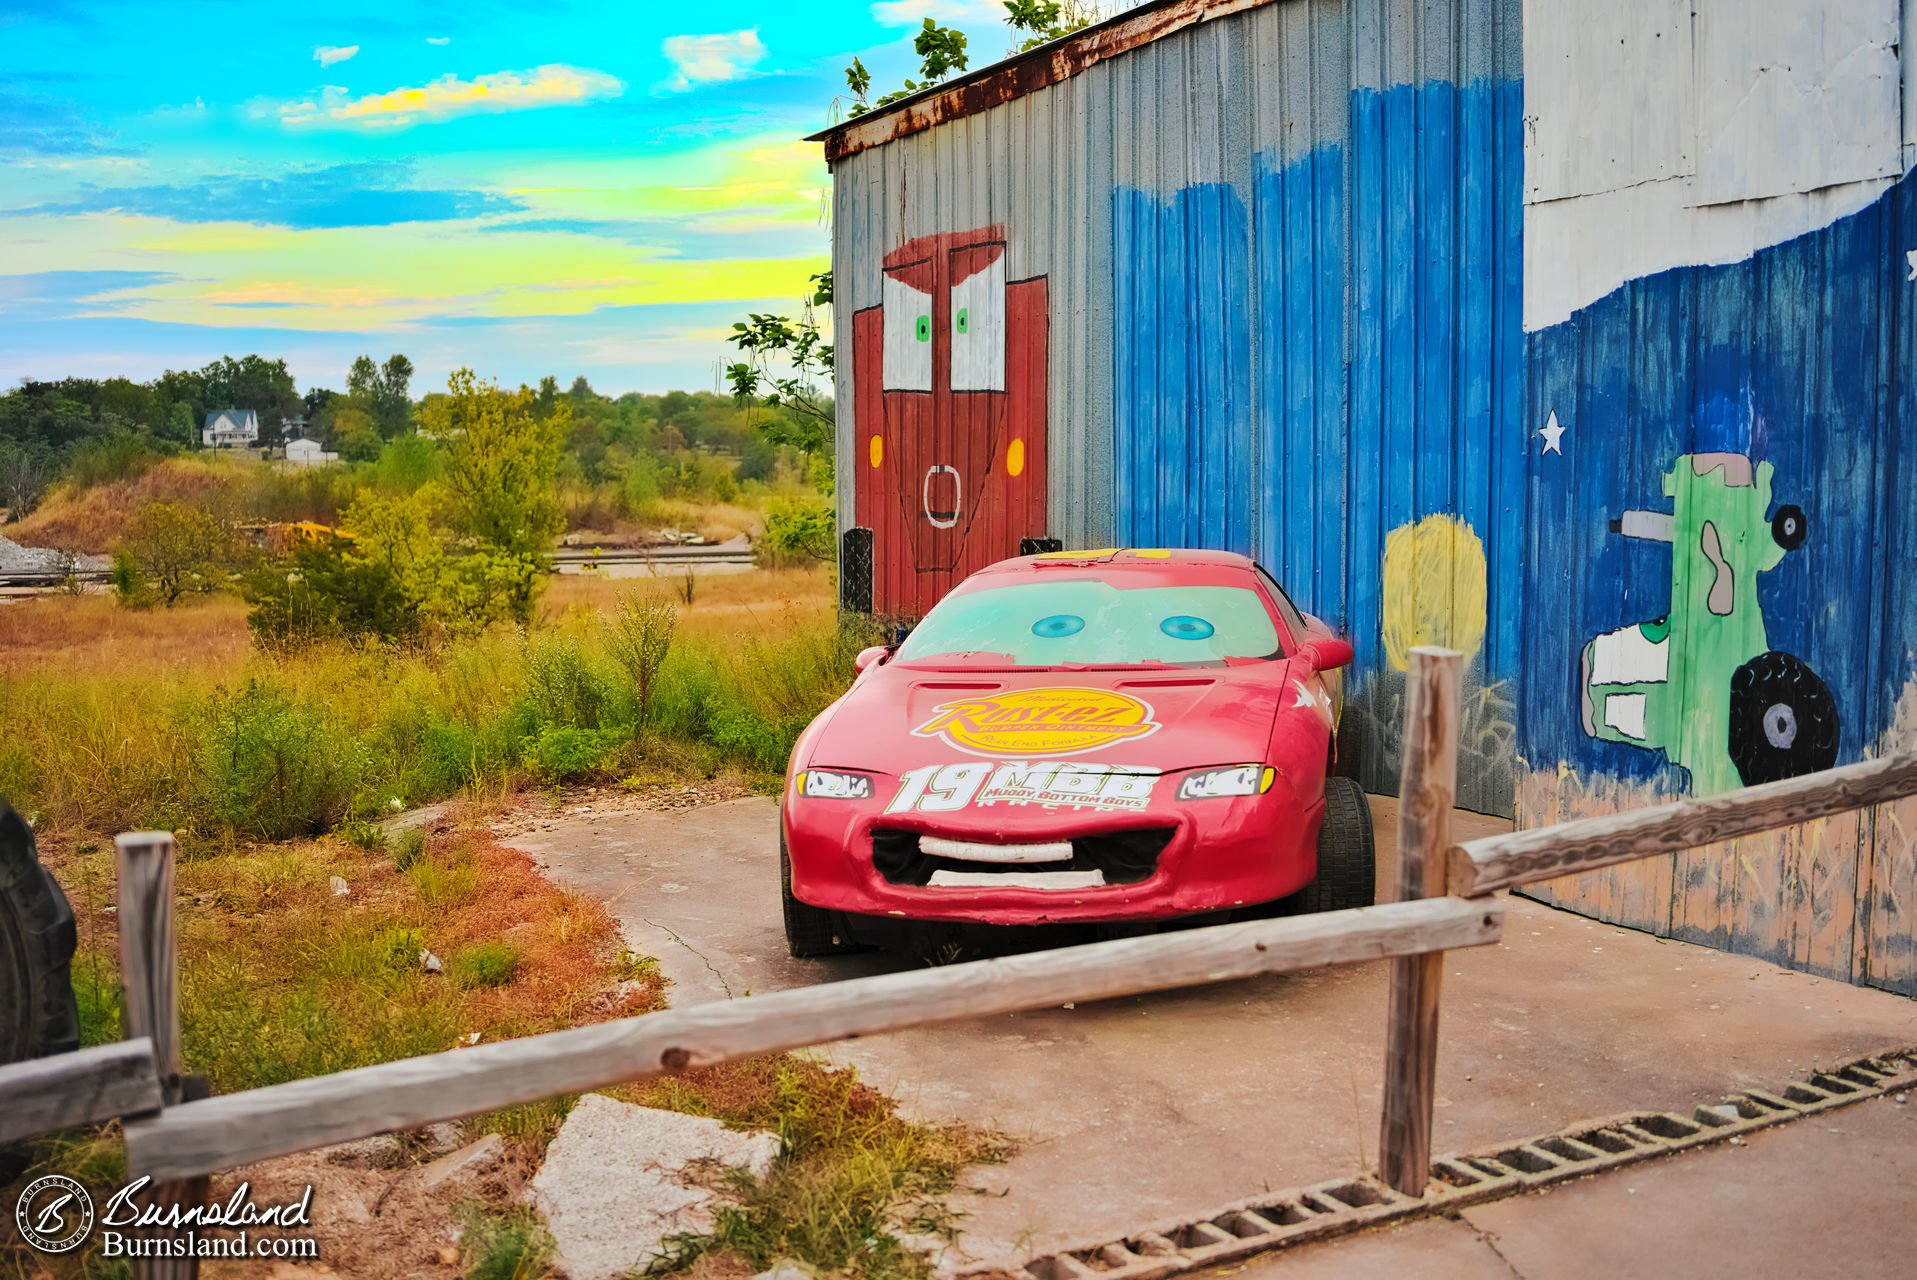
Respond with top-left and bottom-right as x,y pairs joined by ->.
1261,767 -> 1276,793
1006,437 -> 1025,476
869,435 -> 883,468
1124,548 -> 1172,558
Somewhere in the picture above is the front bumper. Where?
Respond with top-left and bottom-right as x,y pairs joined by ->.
783,784 -> 1324,926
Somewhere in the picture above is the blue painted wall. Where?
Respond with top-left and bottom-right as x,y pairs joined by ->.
1111,78 -> 1524,811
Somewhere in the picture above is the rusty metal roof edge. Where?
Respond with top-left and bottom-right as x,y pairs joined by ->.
805,0 -> 1283,161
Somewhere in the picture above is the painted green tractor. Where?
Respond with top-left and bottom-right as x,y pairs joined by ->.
1579,452 -> 1838,796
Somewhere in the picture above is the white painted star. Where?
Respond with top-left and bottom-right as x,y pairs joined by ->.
1539,410 -> 1566,455
1906,249 -> 1917,282
1293,680 -> 1334,723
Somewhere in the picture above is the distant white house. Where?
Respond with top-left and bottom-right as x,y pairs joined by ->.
284,437 -> 338,467
202,409 -> 259,448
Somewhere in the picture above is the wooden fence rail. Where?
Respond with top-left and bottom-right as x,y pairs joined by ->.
123,894 -> 1502,1182
1448,751 -> 1917,896
0,1038 -> 159,1145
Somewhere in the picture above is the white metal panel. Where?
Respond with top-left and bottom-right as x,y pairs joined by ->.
1522,0 -> 1692,202
1693,0 -> 1901,205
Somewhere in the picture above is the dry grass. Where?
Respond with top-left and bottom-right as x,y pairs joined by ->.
0,591 -> 251,675
11,456 -> 231,551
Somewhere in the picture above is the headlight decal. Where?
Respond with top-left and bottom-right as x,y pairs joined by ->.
802,769 -> 874,800
1176,764 -> 1273,800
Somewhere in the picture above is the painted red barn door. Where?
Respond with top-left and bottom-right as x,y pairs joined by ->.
853,226 -> 1048,616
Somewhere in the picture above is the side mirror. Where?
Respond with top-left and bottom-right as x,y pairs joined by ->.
854,645 -> 889,673
1299,637 -> 1354,671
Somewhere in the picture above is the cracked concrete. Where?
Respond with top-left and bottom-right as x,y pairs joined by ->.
501,795 -> 1917,1272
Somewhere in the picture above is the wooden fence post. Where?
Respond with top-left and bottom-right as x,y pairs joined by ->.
1378,646 -> 1461,1196
117,832 -> 204,1280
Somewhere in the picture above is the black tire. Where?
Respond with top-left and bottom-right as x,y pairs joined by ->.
780,822 -> 860,958
1728,651 -> 1840,786
1295,777 -> 1376,914
1771,504 -> 1808,552
1332,709 -> 1366,781
1,804 -> 81,1182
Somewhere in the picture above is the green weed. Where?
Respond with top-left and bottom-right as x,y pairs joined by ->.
456,1204 -> 555,1280
450,942 -> 521,989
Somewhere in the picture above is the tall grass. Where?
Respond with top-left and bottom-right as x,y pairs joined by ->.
0,572 -> 865,840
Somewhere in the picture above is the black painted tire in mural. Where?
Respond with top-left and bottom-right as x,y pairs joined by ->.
1770,504 -> 1808,552
0,804 -> 81,1180
1728,651 -> 1840,786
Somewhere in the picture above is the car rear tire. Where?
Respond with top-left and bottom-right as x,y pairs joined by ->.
1728,650 -> 1840,786
781,823 -> 861,958
1295,777 -> 1376,914
1,804 -> 81,1181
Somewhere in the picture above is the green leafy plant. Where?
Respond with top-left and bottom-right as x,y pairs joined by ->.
450,942 -> 522,989
603,591 -> 677,722
118,500 -> 233,606
392,825 -> 427,871
201,680 -> 360,838
457,1205 -> 555,1280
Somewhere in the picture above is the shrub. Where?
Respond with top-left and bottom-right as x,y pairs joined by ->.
336,819 -> 388,853
119,500 -> 233,605
522,633 -> 605,729
450,942 -> 521,989
201,680 -> 360,838
523,724 -> 612,783
392,826 -> 426,871
603,592 -> 676,723
63,430 -> 164,491
759,498 -> 835,567
243,540 -> 418,650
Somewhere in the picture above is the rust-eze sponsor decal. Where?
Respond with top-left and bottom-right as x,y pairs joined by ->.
913,687 -> 1161,757
886,761 -> 1160,814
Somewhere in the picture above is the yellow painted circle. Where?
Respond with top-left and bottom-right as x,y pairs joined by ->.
1007,437 -> 1025,476
869,434 -> 883,468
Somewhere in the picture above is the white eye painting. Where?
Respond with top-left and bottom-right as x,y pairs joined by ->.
882,271 -> 933,391
949,254 -> 1006,391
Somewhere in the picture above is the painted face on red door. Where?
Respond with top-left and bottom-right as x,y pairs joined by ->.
853,226 -> 1048,614
877,240 -> 1009,570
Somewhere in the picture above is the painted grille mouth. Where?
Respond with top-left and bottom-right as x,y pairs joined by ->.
871,827 -> 1174,887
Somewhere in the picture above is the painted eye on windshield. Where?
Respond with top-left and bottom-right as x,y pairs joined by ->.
1160,615 -> 1215,640
1031,614 -> 1085,638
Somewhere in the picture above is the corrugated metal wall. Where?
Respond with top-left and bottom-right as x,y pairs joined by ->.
832,0 -> 1524,812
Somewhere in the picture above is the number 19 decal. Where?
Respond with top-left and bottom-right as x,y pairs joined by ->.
887,763 -> 991,813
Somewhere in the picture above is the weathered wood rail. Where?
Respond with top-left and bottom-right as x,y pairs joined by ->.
4,644 -> 1914,1280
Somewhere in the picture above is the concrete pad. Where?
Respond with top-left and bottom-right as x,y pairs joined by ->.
529,1093 -> 782,1280
1460,1096 -> 1917,1279
1216,1218 -> 1514,1280
505,796 -> 1917,1270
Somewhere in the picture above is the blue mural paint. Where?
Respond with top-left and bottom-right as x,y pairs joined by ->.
1520,167 -> 1917,786
1112,181 -> 1252,553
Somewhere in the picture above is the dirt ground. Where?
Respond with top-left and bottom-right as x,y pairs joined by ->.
502,794 -> 1917,1271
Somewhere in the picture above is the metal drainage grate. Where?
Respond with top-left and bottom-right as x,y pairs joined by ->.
985,1047 -> 1917,1280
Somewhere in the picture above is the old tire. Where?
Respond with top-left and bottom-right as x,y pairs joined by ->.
1,805 -> 81,1181
1295,777 -> 1376,914
1728,651 -> 1839,786
781,823 -> 860,958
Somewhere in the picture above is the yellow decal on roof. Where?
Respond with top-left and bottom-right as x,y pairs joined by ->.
914,687 -> 1161,757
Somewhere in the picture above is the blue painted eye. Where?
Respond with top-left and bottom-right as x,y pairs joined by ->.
1031,614 -> 1085,637
1160,615 -> 1215,640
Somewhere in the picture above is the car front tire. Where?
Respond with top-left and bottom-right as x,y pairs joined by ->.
1295,776 -> 1376,914
780,821 -> 861,958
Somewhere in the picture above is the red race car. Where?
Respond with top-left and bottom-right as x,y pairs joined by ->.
779,547 -> 1373,956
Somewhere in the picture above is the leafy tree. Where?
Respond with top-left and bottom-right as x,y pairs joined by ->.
243,538 -> 419,650
844,4 -> 1101,114
330,405 -> 382,462
761,498 -> 837,564
420,369 -> 568,622
0,443 -> 53,522
377,354 -> 414,437
726,272 -> 836,492
200,354 -> 300,441
602,591 -> 677,722
118,501 -> 231,605
163,402 -> 196,446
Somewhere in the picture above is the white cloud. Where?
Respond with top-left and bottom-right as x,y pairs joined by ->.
275,65 -> 625,128
427,36 -> 451,46
314,45 -> 360,67
659,29 -> 768,92
870,0 -> 1006,25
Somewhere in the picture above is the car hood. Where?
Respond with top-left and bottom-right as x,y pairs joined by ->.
805,660 -> 1307,777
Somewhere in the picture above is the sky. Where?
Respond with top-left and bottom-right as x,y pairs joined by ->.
0,0 -> 1030,396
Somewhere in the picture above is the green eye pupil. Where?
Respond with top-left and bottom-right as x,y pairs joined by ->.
915,315 -> 930,342
955,308 -> 969,334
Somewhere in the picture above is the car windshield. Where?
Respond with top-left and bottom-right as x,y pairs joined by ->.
894,579 -> 1283,666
